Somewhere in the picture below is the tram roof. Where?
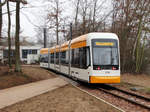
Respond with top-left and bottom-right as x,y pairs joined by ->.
40,48 -> 48,54
40,33 -> 118,53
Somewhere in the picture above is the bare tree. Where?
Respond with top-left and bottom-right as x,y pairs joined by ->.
71,0 -> 109,38
79,0 -> 91,34
74,0 -> 80,32
0,0 -> 7,7
13,0 -> 27,72
0,0 -> 27,6
47,0 -> 64,45
55,0 -> 59,45
35,27 -> 44,45
92,0 -> 97,31
111,0 -> 150,73
7,1 -> 11,68
0,0 -> 3,39
15,1 -> 21,72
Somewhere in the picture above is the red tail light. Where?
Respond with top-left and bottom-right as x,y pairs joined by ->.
97,67 -> 101,70
112,67 -> 116,70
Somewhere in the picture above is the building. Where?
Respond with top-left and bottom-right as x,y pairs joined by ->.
0,45 -> 42,64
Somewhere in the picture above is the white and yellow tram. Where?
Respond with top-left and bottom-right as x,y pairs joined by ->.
40,33 -> 120,84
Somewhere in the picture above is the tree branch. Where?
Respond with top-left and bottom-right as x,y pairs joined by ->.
0,0 -> 8,7
0,0 -> 27,7
9,0 -> 27,4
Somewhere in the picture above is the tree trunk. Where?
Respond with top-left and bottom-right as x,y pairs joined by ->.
56,14 -> 59,45
56,1 -> 59,45
0,0 -> 2,39
74,0 -> 80,33
15,1 -> 21,72
135,18 -> 143,73
92,0 -> 97,32
132,17 -> 143,61
7,1 -> 12,68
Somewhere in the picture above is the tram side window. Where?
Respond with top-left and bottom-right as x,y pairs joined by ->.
61,51 -> 66,64
71,49 -> 74,65
55,52 -> 59,64
65,51 -> 69,65
74,48 -> 80,67
51,53 -> 54,63
86,47 -> 90,67
44,54 -> 48,63
71,47 -> 88,69
40,54 -> 48,63
40,55 -> 44,62
79,48 -> 86,68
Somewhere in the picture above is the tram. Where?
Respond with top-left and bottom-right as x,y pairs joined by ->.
40,33 -> 120,84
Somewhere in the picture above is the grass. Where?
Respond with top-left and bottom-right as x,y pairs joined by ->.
120,82 -> 143,88
120,81 -> 150,94
144,88 -> 150,94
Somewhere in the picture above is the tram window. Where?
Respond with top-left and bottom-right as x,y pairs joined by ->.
61,51 -> 66,64
74,48 -> 80,67
71,47 -> 89,69
79,48 -> 86,68
86,47 -> 90,67
51,53 -> 54,63
44,54 -> 48,63
71,49 -> 74,65
65,51 -> 69,64
55,52 -> 59,64
40,54 -> 48,63
40,55 -> 43,62
61,51 -> 66,58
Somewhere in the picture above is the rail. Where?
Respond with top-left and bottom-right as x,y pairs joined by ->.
98,85 -> 150,110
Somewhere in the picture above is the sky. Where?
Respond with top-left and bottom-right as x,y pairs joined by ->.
2,0 -> 50,41
2,0 -> 112,42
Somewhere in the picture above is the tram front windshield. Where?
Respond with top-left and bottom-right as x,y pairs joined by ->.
92,39 -> 119,70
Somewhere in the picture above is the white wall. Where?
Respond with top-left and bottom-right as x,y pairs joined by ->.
1,45 -> 43,62
20,46 -> 42,61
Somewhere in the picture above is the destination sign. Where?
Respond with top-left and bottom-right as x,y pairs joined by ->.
95,42 -> 114,46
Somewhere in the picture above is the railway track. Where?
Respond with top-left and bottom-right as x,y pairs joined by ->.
98,85 -> 150,110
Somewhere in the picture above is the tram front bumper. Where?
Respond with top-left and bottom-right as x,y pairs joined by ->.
89,76 -> 120,84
